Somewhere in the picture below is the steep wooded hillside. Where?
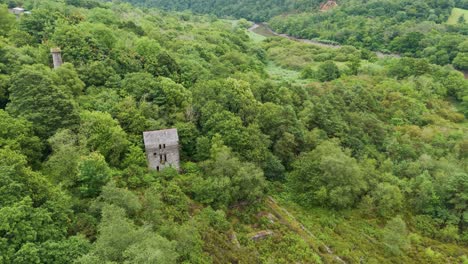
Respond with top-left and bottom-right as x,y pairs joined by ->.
0,0 -> 467,263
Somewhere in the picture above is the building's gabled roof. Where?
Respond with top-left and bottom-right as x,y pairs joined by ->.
12,7 -> 25,11
143,128 -> 179,148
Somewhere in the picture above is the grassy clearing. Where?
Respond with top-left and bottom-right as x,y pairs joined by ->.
266,62 -> 300,80
447,8 -> 468,25
265,62 -> 311,85
251,24 -> 277,37
245,24 -> 312,85
247,30 -> 266,43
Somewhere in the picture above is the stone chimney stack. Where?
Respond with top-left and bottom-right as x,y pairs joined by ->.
50,48 -> 63,69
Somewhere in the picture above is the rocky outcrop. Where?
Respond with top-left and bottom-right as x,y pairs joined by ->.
320,0 -> 338,12
251,230 -> 274,241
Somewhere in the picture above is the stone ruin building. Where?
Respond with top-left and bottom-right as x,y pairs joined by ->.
143,128 -> 180,171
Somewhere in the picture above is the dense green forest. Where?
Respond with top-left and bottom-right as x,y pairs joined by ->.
0,0 -> 467,263
100,0 -> 468,70
104,0 -> 323,22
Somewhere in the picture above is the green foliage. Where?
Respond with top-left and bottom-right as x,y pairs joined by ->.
448,7 -> 468,24
78,61 -> 118,87
124,0 -> 322,21
120,144 -> 151,187
0,148 -> 57,207
0,0 -> 467,262
269,0 -> 466,66
288,140 -> 367,209
444,172 -> 468,234
78,204 -> 178,263
317,61 -> 340,82
408,172 -> 440,215
370,182 -> 403,218
79,111 -> 129,167
38,236 -> 91,264
453,52 -> 468,70
111,97 -> 151,144
94,182 -> 142,216
87,7 -> 118,25
76,152 -> 112,198
438,224 -> 461,243
52,21 -> 117,65
43,129 -> 81,187
382,216 -> 409,256
0,5 -> 15,36
143,181 -> 190,223
0,110 -> 43,166
388,58 -> 431,79
0,74 -> 9,107
193,137 -> 266,208
347,55 -> 361,75
7,64 -> 80,138
0,149 -> 89,263
19,8 -> 58,42
54,63 -> 85,97
121,72 -> 159,101
390,32 -> 425,54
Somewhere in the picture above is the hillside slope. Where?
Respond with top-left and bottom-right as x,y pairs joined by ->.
269,0 -> 468,69
118,0 -> 322,21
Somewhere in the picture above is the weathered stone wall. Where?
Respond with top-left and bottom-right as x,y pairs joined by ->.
146,144 -> 180,171
51,48 -> 63,69
143,129 -> 180,171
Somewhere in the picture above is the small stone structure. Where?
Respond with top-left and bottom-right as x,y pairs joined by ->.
50,48 -> 63,69
143,128 -> 180,171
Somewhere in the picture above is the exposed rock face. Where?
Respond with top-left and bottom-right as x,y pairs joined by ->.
320,0 -> 338,12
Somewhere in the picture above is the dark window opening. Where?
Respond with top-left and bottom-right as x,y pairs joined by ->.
159,154 -> 163,162
163,144 -> 166,148
153,153 -> 157,156
156,166 -> 160,171
164,154 -> 167,162
159,144 -> 161,149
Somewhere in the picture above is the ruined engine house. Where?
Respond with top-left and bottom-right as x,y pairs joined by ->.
143,129 -> 180,171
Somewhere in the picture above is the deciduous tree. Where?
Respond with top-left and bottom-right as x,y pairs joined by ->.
7,65 -> 79,138
288,140 -> 367,208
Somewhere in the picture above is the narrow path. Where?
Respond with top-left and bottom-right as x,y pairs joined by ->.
266,196 -> 347,264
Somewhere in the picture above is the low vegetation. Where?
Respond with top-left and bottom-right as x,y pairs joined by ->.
448,7 -> 468,25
